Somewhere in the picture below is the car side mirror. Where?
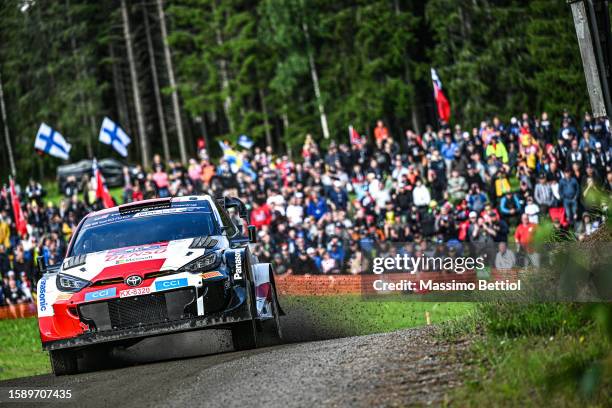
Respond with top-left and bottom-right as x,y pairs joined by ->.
248,225 -> 257,243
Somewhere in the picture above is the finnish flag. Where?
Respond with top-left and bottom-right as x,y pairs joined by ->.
237,134 -> 254,149
34,123 -> 71,160
99,117 -> 131,157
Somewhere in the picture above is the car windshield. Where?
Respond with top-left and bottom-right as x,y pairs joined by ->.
69,203 -> 221,256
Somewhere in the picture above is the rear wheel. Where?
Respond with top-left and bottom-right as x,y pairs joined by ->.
49,349 -> 78,376
231,320 -> 258,351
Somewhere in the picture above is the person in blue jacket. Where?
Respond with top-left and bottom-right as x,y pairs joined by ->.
499,191 -> 522,225
558,168 -> 580,224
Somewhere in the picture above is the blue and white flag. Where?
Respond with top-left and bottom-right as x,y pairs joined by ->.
99,117 -> 131,157
237,134 -> 254,149
34,123 -> 71,160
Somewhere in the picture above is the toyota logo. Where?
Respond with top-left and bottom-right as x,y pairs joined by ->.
125,275 -> 143,287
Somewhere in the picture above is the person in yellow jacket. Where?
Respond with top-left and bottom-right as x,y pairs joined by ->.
0,212 -> 10,248
485,137 -> 509,164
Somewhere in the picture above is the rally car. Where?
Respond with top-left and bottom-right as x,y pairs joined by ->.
36,195 -> 283,375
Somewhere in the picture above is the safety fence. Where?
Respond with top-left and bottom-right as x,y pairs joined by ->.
0,270 -> 523,320
275,269 -> 522,296
0,302 -> 37,320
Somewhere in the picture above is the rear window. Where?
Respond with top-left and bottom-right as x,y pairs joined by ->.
69,201 -> 221,256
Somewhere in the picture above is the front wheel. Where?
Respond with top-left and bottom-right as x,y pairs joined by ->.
49,349 -> 78,376
270,282 -> 283,340
231,320 -> 258,351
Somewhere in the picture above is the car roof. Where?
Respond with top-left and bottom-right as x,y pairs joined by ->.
88,195 -> 217,218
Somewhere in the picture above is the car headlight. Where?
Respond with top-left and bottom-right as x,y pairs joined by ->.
178,253 -> 220,273
57,273 -> 90,292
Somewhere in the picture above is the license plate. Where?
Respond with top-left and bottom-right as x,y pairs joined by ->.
119,287 -> 151,298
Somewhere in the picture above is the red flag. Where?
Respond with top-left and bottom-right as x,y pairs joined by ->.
349,125 -> 363,146
9,178 -> 27,237
93,159 -> 115,208
431,68 -> 451,123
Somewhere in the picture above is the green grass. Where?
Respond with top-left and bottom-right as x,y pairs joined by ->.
283,295 -> 474,336
442,303 -> 612,407
0,318 -> 49,380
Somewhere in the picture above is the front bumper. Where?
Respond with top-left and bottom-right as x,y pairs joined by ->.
42,285 -> 252,351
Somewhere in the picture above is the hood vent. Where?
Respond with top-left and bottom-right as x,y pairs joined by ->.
190,236 -> 218,249
62,254 -> 87,270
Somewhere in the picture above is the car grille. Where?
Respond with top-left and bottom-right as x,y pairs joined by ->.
79,288 -> 197,332
108,294 -> 168,329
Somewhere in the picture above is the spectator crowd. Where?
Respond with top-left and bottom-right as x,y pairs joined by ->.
1,109 -> 611,305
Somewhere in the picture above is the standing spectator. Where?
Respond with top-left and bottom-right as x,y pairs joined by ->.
558,169 -> 579,225
499,192 -> 522,225
152,165 -> 170,198
251,200 -> 272,228
524,196 -> 540,224
0,213 -> 10,248
374,120 -> 389,143
412,179 -> 431,209
441,135 -> 458,178
515,214 -> 539,266
447,169 -> 468,202
534,174 -> 554,216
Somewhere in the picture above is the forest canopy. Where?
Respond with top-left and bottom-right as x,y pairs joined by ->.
0,0 -> 590,179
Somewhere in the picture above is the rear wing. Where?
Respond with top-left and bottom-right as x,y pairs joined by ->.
118,197 -> 172,215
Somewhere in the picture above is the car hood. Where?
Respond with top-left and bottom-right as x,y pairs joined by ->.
60,237 -> 223,283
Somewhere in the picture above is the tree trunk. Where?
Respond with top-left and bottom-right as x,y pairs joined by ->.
215,27 -> 234,133
66,0 -> 94,157
393,0 -> 420,134
157,0 -> 187,164
301,21 -> 330,139
281,105 -> 291,159
143,2 -> 170,162
122,0 -> 149,168
0,70 -> 16,177
109,43 -> 132,137
258,87 -> 273,149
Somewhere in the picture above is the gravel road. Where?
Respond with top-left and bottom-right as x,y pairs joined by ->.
1,324 -> 470,408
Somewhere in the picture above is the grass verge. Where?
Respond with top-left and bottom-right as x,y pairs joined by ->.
441,303 -> 611,407
0,318 -> 49,381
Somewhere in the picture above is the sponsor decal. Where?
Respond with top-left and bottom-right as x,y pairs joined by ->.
233,251 -> 243,280
115,255 -> 153,265
155,278 -> 188,291
201,271 -> 223,280
84,288 -> 117,302
120,287 -> 151,298
105,243 -> 168,262
133,207 -> 190,218
38,279 -> 47,311
56,293 -> 73,301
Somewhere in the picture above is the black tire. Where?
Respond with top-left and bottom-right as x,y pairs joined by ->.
49,349 -> 78,376
270,282 -> 283,340
231,320 -> 258,351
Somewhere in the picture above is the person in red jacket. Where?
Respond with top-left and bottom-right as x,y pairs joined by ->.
374,120 -> 389,142
514,213 -> 539,267
251,200 -> 272,228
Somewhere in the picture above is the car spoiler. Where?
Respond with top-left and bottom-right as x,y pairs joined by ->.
118,197 -> 172,215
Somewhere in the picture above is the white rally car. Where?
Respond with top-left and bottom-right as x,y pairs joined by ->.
37,195 -> 283,375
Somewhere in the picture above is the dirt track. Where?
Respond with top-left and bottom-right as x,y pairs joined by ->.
1,323 -> 470,408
